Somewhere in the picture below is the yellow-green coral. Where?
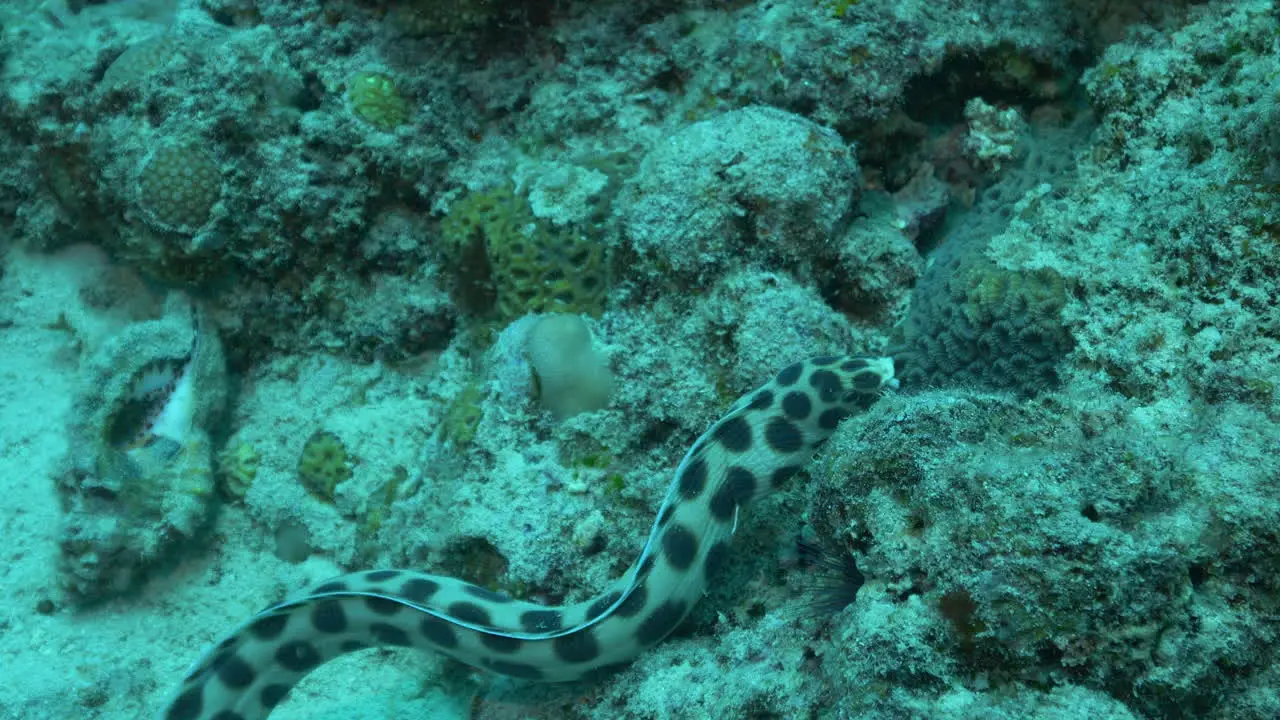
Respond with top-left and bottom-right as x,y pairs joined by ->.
440,381 -> 486,447
216,440 -> 260,499
819,0 -> 862,19
298,430 -> 352,502
960,264 -> 1068,326
440,184 -> 608,321
361,466 -> 407,534
346,71 -> 410,130
495,222 -> 606,320
101,33 -> 183,89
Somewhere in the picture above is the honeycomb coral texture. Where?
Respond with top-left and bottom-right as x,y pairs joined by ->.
441,185 -> 607,320
136,141 -> 223,233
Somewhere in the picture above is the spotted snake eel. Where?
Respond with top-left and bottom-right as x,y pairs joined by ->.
162,354 -> 898,719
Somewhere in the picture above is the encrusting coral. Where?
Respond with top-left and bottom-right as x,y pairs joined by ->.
216,439 -> 260,500
297,430 -> 353,503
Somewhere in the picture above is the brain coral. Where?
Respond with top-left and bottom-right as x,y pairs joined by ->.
897,237 -> 1073,395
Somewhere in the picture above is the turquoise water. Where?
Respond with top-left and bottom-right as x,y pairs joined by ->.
0,1 -> 1277,718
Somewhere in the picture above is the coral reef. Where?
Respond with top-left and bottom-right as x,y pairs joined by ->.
809,388 -> 1280,719
215,438 -> 259,500
387,0 -> 530,36
441,184 -> 609,322
897,243 -> 1074,394
439,380 -> 487,448
345,71 -> 411,131
962,97 -> 1028,171
134,138 -> 223,235
619,105 -> 861,285
0,0 -> 1277,717
296,430 -> 353,503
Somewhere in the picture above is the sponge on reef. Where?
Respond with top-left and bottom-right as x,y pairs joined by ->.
524,314 -> 613,420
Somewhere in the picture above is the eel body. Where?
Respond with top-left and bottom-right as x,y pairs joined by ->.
163,355 -> 897,719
